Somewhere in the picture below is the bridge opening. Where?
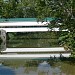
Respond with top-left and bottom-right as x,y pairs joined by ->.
6,31 -> 67,48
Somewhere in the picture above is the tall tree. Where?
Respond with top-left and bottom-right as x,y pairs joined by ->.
35,0 -> 75,55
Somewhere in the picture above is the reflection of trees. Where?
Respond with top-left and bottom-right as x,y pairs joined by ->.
2,60 -> 75,75
2,60 -> 39,68
38,72 -> 47,75
60,62 -> 75,75
25,67 -> 37,74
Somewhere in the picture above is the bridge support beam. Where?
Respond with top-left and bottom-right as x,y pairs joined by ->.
0,29 -> 6,51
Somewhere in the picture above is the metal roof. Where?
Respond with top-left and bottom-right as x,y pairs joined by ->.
0,18 -> 55,22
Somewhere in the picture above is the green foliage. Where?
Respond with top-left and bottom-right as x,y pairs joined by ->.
46,0 -> 75,55
7,32 -> 59,48
58,32 -> 74,50
0,0 -> 52,18
8,33 -> 16,40
0,0 -> 75,56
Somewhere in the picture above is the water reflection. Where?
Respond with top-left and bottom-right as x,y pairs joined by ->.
15,66 -> 37,75
0,64 -> 15,75
15,66 -> 25,75
14,61 -> 62,75
0,60 -> 75,75
38,61 -> 61,75
38,61 -> 50,74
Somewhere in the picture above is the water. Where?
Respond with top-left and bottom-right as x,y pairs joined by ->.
0,65 -> 15,75
0,60 -> 75,75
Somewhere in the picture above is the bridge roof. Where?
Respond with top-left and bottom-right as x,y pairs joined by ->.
0,18 -> 55,22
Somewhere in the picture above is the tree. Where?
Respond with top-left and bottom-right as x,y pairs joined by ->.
0,0 -> 75,55
35,0 -> 75,55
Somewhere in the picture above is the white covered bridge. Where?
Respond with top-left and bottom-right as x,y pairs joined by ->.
0,18 -> 71,59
